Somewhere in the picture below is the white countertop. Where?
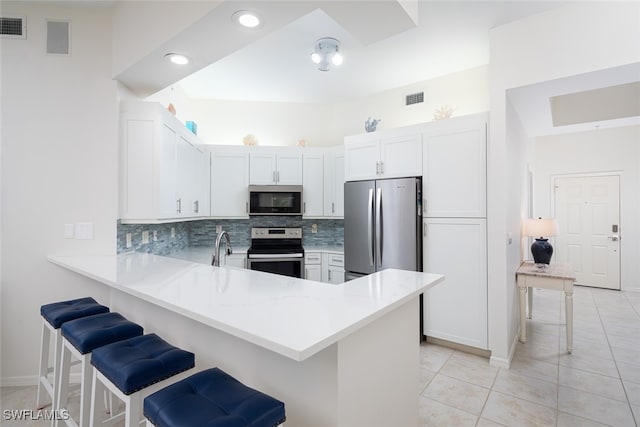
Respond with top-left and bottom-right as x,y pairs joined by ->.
48,253 -> 443,361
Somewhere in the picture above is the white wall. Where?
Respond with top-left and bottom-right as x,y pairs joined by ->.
149,65 -> 489,147
534,125 -> 640,291
1,3 -> 117,384
489,2 -> 640,365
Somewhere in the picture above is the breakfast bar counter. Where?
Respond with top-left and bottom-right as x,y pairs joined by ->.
48,253 -> 444,426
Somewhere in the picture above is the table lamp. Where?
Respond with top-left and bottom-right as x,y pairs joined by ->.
523,217 -> 559,265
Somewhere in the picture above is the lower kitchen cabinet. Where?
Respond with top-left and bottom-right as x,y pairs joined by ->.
224,253 -> 247,269
305,252 -> 322,281
322,253 -> 345,285
423,218 -> 487,349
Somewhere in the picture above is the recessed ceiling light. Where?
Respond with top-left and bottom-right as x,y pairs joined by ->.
233,10 -> 261,28
164,53 -> 190,65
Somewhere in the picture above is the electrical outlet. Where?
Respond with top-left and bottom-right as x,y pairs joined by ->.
75,222 -> 94,240
142,230 -> 150,244
171,227 -> 176,238
153,230 -> 158,241
216,224 -> 222,233
126,233 -> 132,248
311,223 -> 318,234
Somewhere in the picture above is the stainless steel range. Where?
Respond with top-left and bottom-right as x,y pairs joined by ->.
247,227 -> 304,278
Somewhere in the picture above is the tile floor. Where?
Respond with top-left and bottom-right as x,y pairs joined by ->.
419,286 -> 640,427
1,286 -> 638,426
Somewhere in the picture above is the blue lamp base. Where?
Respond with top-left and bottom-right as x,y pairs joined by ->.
531,238 -> 553,264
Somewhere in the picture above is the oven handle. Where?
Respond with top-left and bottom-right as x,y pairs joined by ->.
248,253 -> 304,259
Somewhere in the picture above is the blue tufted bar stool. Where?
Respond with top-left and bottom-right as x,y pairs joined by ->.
90,333 -> 195,427
143,367 -> 286,427
56,312 -> 144,427
37,297 -> 110,411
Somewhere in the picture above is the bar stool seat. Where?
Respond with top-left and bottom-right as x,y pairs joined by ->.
56,312 -> 143,427
37,297 -> 109,410
90,333 -> 195,427
143,368 -> 286,427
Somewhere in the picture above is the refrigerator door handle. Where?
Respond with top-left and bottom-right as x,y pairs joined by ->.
376,187 -> 382,266
367,188 -> 374,267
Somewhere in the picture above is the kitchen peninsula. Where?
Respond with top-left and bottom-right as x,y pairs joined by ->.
48,253 -> 443,427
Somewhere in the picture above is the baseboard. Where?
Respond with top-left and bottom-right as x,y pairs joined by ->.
490,332 -> 519,369
1,373 -> 82,388
425,336 -> 491,358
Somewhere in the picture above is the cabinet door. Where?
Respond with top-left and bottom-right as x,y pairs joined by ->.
276,151 -> 303,185
176,134 -> 193,217
423,218 -> 487,349
380,134 -> 422,178
344,139 -> 379,181
249,152 -> 277,185
305,264 -> 322,282
156,122 -> 178,218
423,115 -> 487,218
327,266 -> 345,284
211,150 -> 249,217
192,146 -> 209,217
303,151 -> 324,217
324,148 -> 345,217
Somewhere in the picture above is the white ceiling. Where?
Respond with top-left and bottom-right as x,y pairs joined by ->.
176,1 -> 566,104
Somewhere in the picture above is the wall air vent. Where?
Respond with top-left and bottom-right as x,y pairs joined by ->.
0,16 -> 26,39
405,91 -> 424,106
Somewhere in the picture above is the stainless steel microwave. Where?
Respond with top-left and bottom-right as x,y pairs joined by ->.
248,185 -> 303,216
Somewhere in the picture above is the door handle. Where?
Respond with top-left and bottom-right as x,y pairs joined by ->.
609,235 -> 620,241
376,187 -> 382,266
367,188 -> 374,267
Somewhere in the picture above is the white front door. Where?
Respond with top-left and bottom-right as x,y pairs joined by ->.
554,175 -> 621,289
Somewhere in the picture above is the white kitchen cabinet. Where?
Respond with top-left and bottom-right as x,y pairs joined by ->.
344,131 -> 422,181
249,149 -> 302,185
323,146 -> 345,217
177,136 -> 208,218
210,148 -> 250,217
223,253 -> 246,269
423,113 -> 487,218
423,218 -> 488,349
322,253 -> 344,284
302,150 -> 325,217
119,101 -> 207,222
305,252 -> 322,282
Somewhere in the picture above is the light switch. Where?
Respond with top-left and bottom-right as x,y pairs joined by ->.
75,222 -> 94,240
216,225 -> 222,233
126,233 -> 132,248
64,224 -> 74,239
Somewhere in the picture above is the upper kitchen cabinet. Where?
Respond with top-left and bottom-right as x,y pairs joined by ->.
119,101 -> 208,223
210,147 -> 250,217
344,130 -> 422,181
302,149 -> 325,217
249,148 -> 302,185
324,146 -> 345,217
422,113 -> 487,218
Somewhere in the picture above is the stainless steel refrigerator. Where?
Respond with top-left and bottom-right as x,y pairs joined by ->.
344,177 -> 422,280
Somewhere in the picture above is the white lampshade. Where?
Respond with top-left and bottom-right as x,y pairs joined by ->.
522,218 -> 559,238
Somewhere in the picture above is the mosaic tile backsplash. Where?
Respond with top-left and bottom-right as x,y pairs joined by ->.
117,217 -> 344,254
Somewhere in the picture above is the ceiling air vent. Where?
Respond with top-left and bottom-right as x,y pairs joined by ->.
405,91 -> 424,106
1,16 -> 26,39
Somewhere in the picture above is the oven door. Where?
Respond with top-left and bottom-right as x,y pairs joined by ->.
247,254 -> 304,278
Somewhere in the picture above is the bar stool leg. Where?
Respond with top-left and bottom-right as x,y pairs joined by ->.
37,320 -> 62,410
126,395 -> 141,427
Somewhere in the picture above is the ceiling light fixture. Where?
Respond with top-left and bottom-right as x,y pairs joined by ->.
311,37 -> 343,71
233,10 -> 261,28
164,53 -> 190,65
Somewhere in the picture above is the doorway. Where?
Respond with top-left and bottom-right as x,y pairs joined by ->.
553,174 -> 621,290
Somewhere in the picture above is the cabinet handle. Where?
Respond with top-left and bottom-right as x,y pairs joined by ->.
246,201 -> 249,213
328,269 -> 332,281
272,171 -> 276,183
423,223 -> 427,237
277,170 -> 280,182
305,268 -> 309,278
194,200 -> 199,213
380,161 -> 384,174
375,161 -> 380,175
332,202 -> 335,214
176,198 -> 182,214
303,202 -> 306,214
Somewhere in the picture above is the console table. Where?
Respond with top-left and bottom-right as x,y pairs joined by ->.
516,261 -> 576,354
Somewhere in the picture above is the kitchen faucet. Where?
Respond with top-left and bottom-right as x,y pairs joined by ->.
212,230 -> 233,266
